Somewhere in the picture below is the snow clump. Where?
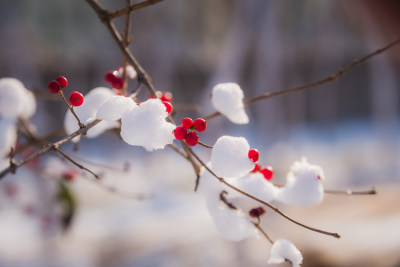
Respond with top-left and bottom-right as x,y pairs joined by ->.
198,165 -> 258,241
96,95 -> 136,121
120,98 -> 175,151
268,239 -> 303,267
0,78 -> 36,119
275,158 -> 325,206
64,87 -> 118,140
211,136 -> 254,178
211,83 -> 248,124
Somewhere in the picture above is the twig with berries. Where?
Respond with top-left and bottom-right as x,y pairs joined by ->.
47,76 -> 85,128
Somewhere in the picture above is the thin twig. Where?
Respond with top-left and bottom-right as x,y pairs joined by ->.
59,90 -> 84,128
0,119 -> 102,180
204,37 -> 400,121
273,183 -> 377,195
187,147 -> 340,239
55,149 -> 100,179
120,0 -> 132,95
253,222 -> 274,245
107,0 -> 165,20
324,187 -> 377,195
197,140 -> 213,149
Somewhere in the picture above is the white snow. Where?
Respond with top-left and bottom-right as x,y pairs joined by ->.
275,158 -> 324,206
211,136 -> 255,178
64,87 -> 118,140
198,165 -> 258,241
227,172 -> 278,208
116,65 -> 137,79
0,78 -> 36,119
268,239 -> 303,267
211,83 -> 249,124
0,118 -> 17,157
120,99 -> 175,151
96,95 -> 136,121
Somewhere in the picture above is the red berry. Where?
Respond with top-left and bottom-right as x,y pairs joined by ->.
249,207 -> 266,218
193,118 -> 207,132
260,167 -> 274,181
248,149 -> 259,162
47,80 -> 61,94
174,126 -> 187,140
56,76 -> 68,88
111,77 -> 124,90
105,71 -> 116,83
251,163 -> 261,173
181,118 -> 193,129
69,91 -> 84,107
185,132 -> 199,146
62,170 -> 77,181
160,92 -> 172,102
163,101 -> 173,114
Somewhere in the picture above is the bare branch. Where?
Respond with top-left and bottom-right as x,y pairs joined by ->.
107,0 -> 165,20
0,119 -> 101,180
55,149 -> 100,179
204,37 -> 400,121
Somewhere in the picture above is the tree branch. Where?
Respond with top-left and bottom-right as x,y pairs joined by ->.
0,119 -> 102,180
204,37 -> 400,121
107,0 -> 165,20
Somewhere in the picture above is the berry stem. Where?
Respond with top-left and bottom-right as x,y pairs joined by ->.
252,221 -> 274,245
196,140 -> 213,149
54,148 -> 99,179
58,90 -> 84,128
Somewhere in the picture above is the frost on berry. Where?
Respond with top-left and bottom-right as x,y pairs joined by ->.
275,158 -> 325,206
116,65 -> 137,79
185,132 -> 199,146
64,87 -> 118,141
268,239 -> 303,267
0,78 -> 36,119
211,136 -> 255,178
211,83 -> 249,124
96,95 -> 136,121
198,165 -> 258,241
120,99 -> 175,151
174,126 -> 187,140
0,119 -> 17,157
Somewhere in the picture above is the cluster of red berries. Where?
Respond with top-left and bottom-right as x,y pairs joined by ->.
105,69 -> 124,90
247,149 -> 274,181
249,206 -> 266,218
174,118 -> 207,146
47,76 -> 84,107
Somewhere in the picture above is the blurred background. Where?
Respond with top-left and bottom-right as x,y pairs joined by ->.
0,0 -> 399,266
